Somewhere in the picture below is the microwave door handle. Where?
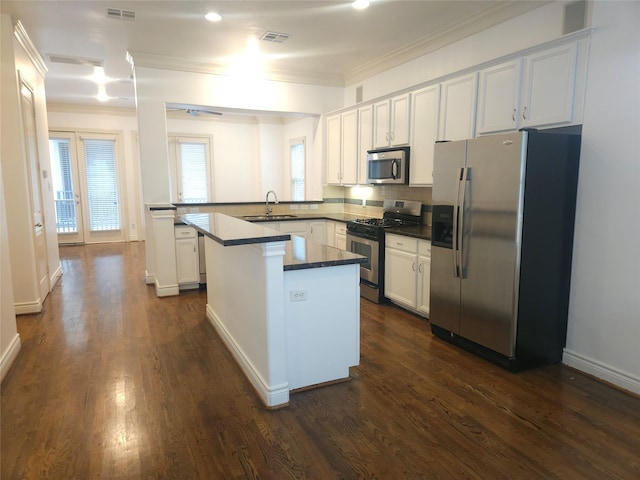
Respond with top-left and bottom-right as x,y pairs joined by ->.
391,159 -> 398,179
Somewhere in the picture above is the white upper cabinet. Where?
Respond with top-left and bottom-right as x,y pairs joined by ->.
476,60 -> 523,134
477,43 -> 580,134
373,93 -> 411,148
409,85 -> 440,186
326,110 -> 358,185
357,105 -> 374,185
521,43 -> 578,128
325,113 -> 342,185
341,109 -> 358,185
438,73 -> 478,142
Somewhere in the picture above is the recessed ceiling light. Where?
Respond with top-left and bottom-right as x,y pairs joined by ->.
205,11 -> 222,22
352,0 -> 370,10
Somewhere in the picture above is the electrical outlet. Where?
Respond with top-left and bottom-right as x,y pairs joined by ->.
290,204 -> 298,210
300,204 -> 309,210
189,207 -> 199,213
290,290 -> 307,302
310,204 -> 318,210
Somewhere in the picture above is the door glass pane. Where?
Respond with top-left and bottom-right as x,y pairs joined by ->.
49,138 -> 77,233
290,138 -> 305,201
83,139 -> 120,231
179,142 -> 208,203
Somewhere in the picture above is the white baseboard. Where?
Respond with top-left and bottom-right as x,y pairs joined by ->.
15,300 -> 42,315
49,264 -> 63,289
206,304 -> 290,408
154,282 -> 179,297
563,349 -> 640,396
0,334 -> 21,383
145,270 -> 155,285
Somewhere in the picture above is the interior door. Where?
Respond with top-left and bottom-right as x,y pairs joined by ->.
20,76 -> 49,301
49,132 -> 85,244
459,132 -> 525,356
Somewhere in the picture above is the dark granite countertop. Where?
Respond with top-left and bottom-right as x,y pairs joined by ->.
180,213 -> 290,246
180,212 -> 365,270
283,235 -> 366,271
385,225 -> 432,241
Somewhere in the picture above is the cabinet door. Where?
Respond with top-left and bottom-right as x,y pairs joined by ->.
384,248 -> 417,308
326,114 -> 342,184
439,73 -> 478,142
358,105 -> 374,184
521,43 -> 577,127
476,60 -> 522,134
373,100 -> 391,148
175,237 -> 199,285
417,254 -> 431,317
390,94 -> 410,146
307,221 -> 326,244
410,85 -> 440,185
335,223 -> 347,250
325,221 -> 336,247
341,110 -> 358,185
279,220 -> 308,237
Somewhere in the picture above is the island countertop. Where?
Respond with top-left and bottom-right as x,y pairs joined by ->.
180,212 -> 365,270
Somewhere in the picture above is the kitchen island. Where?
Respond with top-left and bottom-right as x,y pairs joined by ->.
180,213 -> 365,408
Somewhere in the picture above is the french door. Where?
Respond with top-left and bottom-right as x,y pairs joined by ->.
49,131 -> 126,244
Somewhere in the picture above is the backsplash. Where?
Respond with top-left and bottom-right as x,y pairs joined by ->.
323,185 -> 432,226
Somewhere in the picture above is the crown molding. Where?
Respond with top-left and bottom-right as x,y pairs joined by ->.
128,51 -> 345,87
344,1 -> 550,86
47,102 -> 137,116
13,20 -> 47,78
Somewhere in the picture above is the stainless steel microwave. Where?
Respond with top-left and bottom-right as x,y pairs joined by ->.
366,147 -> 410,184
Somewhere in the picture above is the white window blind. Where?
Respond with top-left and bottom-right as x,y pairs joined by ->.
178,141 -> 209,203
49,138 -> 77,233
290,137 -> 305,201
82,139 -> 120,231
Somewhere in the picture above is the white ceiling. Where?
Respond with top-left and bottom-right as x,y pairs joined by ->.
1,1 -> 545,109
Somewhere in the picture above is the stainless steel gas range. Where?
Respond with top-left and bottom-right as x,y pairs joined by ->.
346,199 -> 422,303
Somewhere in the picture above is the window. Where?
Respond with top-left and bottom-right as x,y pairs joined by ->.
290,137 -> 305,201
49,138 -> 77,233
169,136 -> 212,203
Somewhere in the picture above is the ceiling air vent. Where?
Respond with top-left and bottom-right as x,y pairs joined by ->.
106,8 -> 136,20
47,54 -> 103,68
260,31 -> 291,43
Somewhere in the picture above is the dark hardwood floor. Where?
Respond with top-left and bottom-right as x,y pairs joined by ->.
2,242 -> 639,479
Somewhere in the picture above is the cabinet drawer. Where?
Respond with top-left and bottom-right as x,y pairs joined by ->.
336,223 -> 347,236
386,233 -> 418,253
175,226 -> 196,239
419,240 -> 431,257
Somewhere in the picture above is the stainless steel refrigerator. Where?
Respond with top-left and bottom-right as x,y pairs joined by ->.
430,128 -> 581,371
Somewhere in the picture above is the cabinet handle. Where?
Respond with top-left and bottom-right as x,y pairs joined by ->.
522,106 -> 527,120
390,131 -> 395,140
512,108 -> 516,121
418,263 -> 423,273
412,262 -> 416,272
386,133 -> 389,142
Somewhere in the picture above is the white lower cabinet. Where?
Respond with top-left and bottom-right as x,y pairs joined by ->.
335,222 -> 347,251
175,226 -> 199,289
307,221 -> 326,244
385,233 -> 431,317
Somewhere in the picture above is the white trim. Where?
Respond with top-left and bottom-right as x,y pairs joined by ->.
206,303 -> 290,408
13,21 -> 47,78
47,103 -> 136,117
563,349 -> 640,396
49,264 -> 63,289
0,334 -> 22,383
154,282 -> 179,297
145,270 -> 155,285
15,300 -> 42,315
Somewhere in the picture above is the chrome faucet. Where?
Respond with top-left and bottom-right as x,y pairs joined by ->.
265,190 -> 279,215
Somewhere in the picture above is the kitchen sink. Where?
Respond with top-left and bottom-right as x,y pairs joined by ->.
242,214 -> 298,221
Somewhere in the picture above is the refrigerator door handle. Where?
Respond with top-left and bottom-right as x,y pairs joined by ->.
458,167 -> 470,279
453,168 -> 462,278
